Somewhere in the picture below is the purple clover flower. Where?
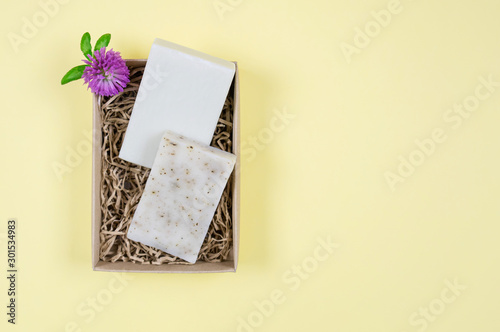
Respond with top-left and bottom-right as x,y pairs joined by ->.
82,47 -> 130,96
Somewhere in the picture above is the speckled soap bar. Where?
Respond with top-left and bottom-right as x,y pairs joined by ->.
127,131 -> 236,263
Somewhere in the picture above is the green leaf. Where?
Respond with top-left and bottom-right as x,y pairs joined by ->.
80,32 -> 92,58
61,65 -> 87,85
94,33 -> 111,52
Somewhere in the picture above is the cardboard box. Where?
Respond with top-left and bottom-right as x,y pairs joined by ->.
91,59 -> 240,273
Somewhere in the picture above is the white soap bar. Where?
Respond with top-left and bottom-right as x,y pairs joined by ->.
119,38 -> 235,168
127,131 -> 236,263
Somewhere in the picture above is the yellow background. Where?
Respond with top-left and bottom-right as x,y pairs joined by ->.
1,0 -> 500,331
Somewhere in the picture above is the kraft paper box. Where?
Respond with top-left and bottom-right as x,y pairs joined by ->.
91,59 -> 240,273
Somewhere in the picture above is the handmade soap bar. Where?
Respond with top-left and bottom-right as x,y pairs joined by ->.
119,38 -> 235,168
127,131 -> 236,263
